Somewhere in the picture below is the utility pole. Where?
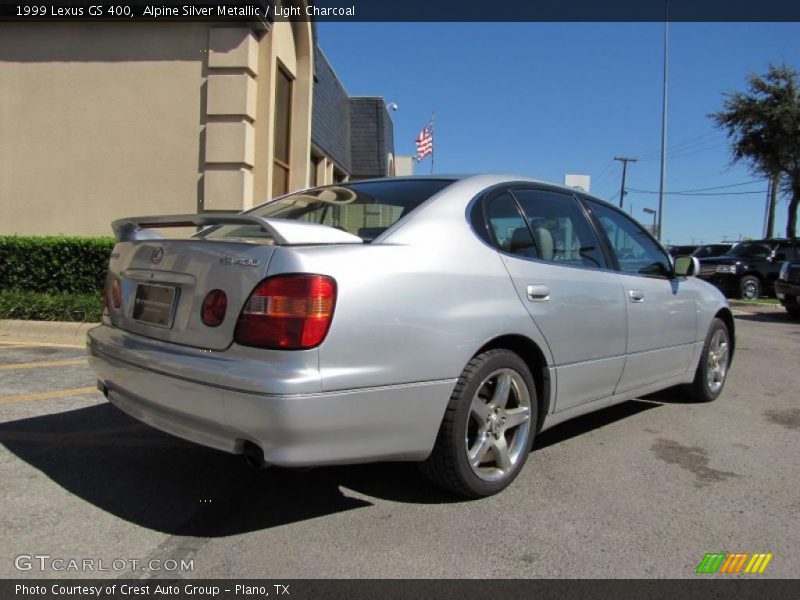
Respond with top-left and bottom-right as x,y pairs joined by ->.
763,174 -> 777,238
657,3 -> 669,241
614,156 -> 637,209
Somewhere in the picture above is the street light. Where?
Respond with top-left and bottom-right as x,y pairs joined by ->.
643,208 -> 657,236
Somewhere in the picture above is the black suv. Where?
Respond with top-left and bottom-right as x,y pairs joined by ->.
775,261 -> 800,318
696,238 -> 800,300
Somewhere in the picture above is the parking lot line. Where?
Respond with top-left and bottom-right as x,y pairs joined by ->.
0,358 -> 87,371
0,386 -> 98,405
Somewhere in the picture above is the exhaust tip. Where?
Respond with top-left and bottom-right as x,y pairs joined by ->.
242,441 -> 268,470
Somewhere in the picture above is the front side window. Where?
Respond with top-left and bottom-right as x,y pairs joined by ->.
205,179 -> 455,243
512,189 -> 606,268
586,199 -> 671,277
775,244 -> 797,262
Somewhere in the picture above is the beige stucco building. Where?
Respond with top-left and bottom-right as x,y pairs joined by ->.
0,8 -> 398,237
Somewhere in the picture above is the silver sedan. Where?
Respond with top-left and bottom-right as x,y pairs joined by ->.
87,175 -> 734,497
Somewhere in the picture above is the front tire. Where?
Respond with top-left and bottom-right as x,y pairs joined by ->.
420,349 -> 537,498
686,318 -> 731,402
738,275 -> 761,300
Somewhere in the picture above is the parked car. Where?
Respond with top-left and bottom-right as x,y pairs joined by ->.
692,243 -> 733,259
775,261 -> 800,318
87,175 -> 735,498
667,244 -> 699,257
696,238 -> 800,300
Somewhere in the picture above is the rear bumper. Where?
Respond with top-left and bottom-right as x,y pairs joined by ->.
87,325 -> 454,466
775,280 -> 800,304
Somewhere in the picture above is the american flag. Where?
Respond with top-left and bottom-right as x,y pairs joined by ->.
415,122 -> 434,162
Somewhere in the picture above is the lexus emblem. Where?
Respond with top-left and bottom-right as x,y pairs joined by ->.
151,247 -> 164,264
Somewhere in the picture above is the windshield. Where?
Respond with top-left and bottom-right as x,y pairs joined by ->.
727,242 -> 772,258
204,179 -> 455,243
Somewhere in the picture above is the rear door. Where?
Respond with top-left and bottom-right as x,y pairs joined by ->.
583,199 -> 698,392
485,186 -> 627,412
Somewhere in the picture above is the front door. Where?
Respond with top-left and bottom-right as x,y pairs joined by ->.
485,187 -> 627,412
584,199 -> 697,393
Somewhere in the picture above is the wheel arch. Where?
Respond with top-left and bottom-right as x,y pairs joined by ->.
473,334 -> 552,432
714,307 -> 736,363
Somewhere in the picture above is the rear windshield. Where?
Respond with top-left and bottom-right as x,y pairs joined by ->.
204,179 -> 455,243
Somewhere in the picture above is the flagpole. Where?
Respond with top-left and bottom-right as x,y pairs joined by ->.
430,110 -> 435,175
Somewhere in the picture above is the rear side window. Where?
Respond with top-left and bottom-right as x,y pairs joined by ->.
512,189 -> 606,269
486,192 -> 538,258
206,179 -> 454,243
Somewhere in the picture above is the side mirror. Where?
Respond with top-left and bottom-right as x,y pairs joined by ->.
674,255 -> 700,277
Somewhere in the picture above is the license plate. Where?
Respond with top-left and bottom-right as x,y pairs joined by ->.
132,284 -> 177,328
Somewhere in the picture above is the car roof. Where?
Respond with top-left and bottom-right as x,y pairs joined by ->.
347,174 -> 611,201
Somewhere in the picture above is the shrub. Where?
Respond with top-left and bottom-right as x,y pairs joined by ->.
0,290 -> 103,322
0,236 -> 114,295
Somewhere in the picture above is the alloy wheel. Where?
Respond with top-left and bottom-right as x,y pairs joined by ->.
465,368 -> 532,482
706,328 -> 729,394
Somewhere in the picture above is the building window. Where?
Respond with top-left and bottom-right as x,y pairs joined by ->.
272,64 -> 293,198
310,153 -> 322,188
333,167 -> 345,184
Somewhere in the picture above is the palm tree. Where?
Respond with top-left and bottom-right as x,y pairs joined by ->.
711,64 -> 800,238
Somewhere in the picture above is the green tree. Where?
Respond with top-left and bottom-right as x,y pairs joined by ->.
711,64 -> 800,239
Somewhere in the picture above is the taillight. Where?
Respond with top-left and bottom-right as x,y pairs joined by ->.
201,289 -> 227,327
112,278 -> 122,309
235,274 -> 336,350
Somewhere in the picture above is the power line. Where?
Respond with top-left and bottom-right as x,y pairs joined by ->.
635,130 -> 724,160
637,139 -> 729,162
628,188 -> 767,196
649,180 -> 761,194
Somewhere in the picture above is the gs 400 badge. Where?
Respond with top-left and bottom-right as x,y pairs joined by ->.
219,257 -> 261,267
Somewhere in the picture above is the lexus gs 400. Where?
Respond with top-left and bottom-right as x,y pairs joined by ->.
87,175 -> 734,497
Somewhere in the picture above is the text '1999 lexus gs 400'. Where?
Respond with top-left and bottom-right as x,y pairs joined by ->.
87,175 -> 734,497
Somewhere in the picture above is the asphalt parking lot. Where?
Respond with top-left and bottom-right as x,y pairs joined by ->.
1,305 -> 798,579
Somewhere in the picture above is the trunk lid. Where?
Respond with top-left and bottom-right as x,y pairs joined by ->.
106,213 -> 361,350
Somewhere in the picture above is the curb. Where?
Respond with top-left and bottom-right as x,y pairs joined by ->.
0,319 -> 100,346
729,301 -> 782,310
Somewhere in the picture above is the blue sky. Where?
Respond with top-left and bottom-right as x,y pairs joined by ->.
317,22 -> 800,245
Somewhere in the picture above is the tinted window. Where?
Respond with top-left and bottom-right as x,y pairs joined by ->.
776,244 -> 797,261
512,189 -> 606,268
486,192 -> 537,258
694,244 -> 731,258
205,179 -> 455,243
728,242 -> 772,258
587,199 -> 671,277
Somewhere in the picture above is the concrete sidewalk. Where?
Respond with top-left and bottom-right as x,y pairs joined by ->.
0,319 -> 99,346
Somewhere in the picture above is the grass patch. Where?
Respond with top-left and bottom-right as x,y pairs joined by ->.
0,290 -> 102,322
731,297 -> 780,305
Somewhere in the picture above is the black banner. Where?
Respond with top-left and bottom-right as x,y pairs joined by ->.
3,579 -> 800,600
1,0 -> 800,22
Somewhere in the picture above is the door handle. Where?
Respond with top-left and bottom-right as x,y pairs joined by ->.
527,284 -> 550,301
628,289 -> 645,302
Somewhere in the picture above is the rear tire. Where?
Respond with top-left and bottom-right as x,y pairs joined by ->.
685,318 -> 731,403
786,305 -> 800,319
420,349 -> 537,498
738,275 -> 761,300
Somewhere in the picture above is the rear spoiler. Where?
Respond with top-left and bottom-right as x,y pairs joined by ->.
111,214 -> 363,245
